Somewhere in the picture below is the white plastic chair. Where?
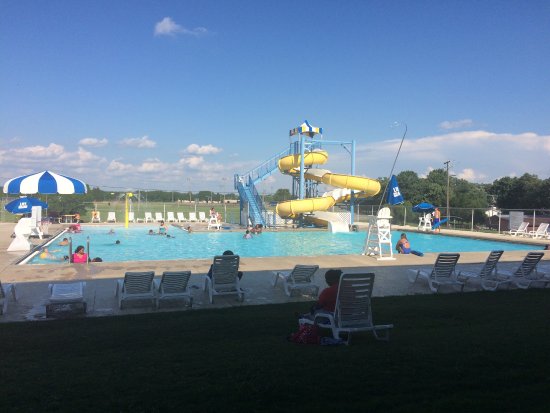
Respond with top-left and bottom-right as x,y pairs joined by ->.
128,211 -> 135,223
207,216 -> 221,230
144,212 -> 153,223
107,212 -> 117,223
188,212 -> 198,222
155,212 -> 164,222
528,223 -> 549,239
203,255 -> 244,303
166,212 -> 176,223
418,213 -> 432,232
408,253 -> 463,293
46,282 -> 86,317
457,250 -> 503,288
199,212 -> 207,222
115,271 -> 155,309
300,273 -> 393,344
176,212 -> 186,222
91,211 -> 101,223
154,271 -> 193,308
500,252 -> 547,290
508,222 -> 529,236
272,265 -> 319,297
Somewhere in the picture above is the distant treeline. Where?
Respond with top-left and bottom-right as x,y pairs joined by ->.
362,169 -> 550,210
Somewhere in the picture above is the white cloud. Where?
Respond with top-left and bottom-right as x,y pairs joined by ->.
457,168 -> 486,181
185,143 -> 222,155
120,136 -> 156,148
154,17 -> 208,37
355,130 -> 550,183
179,156 -> 205,169
79,138 -> 108,147
137,158 -> 170,173
106,160 -> 133,175
439,119 -> 474,130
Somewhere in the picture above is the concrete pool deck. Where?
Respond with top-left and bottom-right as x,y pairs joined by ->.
1,222 -> 548,322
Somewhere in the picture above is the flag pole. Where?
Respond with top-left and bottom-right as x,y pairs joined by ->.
378,122 -> 407,210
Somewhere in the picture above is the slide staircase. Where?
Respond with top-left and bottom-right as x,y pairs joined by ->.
235,148 -> 291,226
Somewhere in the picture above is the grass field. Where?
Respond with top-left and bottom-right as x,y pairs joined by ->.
1,289 -> 550,412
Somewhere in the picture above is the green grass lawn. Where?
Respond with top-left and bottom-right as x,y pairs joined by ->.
1,290 -> 550,412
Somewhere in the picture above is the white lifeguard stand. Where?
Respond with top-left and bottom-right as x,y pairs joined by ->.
362,207 -> 395,260
7,206 -> 44,252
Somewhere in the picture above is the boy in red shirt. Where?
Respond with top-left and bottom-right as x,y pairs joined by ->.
299,269 -> 342,319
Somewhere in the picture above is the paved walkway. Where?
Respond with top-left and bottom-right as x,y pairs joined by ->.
1,222 -> 548,322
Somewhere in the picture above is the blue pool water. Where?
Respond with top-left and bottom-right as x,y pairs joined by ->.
27,226 -> 543,265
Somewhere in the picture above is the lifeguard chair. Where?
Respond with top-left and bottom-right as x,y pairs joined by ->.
418,213 -> 432,232
362,207 -> 395,260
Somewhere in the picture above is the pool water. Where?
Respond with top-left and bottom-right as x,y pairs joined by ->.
27,226 -> 542,265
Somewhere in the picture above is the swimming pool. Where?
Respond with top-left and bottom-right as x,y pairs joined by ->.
26,226 -> 543,265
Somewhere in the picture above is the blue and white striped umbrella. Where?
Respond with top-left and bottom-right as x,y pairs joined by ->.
3,170 -> 87,194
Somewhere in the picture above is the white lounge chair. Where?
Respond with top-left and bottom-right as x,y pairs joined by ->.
154,271 -> 193,308
207,216 -> 221,231
203,255 -> 244,303
115,271 -> 155,309
528,223 -> 549,239
0,280 -> 17,315
176,212 -> 186,222
500,252 -> 547,289
418,213 -> 432,232
91,211 -> 101,223
408,253 -> 463,293
199,212 -> 207,222
144,212 -> 153,223
508,222 -> 529,236
128,211 -> 135,223
166,212 -> 176,223
107,212 -> 117,223
155,212 -> 164,222
272,265 -> 320,297
188,212 -> 198,222
456,250 -> 504,288
46,282 -> 86,317
300,273 -> 393,344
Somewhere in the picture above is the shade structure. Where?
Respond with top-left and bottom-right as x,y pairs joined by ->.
3,171 -> 87,194
289,120 -> 323,137
4,196 -> 48,214
412,202 -> 435,213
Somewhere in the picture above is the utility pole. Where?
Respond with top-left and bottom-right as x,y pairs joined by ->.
444,160 -> 450,228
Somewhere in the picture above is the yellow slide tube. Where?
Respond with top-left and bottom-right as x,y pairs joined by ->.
278,151 -> 328,173
276,150 -> 380,219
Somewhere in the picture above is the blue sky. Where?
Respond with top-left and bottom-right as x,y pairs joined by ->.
1,0 -> 549,194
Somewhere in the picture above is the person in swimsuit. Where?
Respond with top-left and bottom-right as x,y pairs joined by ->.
72,245 -> 88,263
396,233 -> 411,254
433,207 -> 441,233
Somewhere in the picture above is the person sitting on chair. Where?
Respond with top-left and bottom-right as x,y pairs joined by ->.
396,233 -> 411,254
207,250 -> 243,280
298,269 -> 342,321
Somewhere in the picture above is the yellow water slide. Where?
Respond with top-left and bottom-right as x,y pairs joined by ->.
276,150 -> 381,219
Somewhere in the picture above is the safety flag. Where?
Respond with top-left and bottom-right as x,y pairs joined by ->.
386,175 -> 404,205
